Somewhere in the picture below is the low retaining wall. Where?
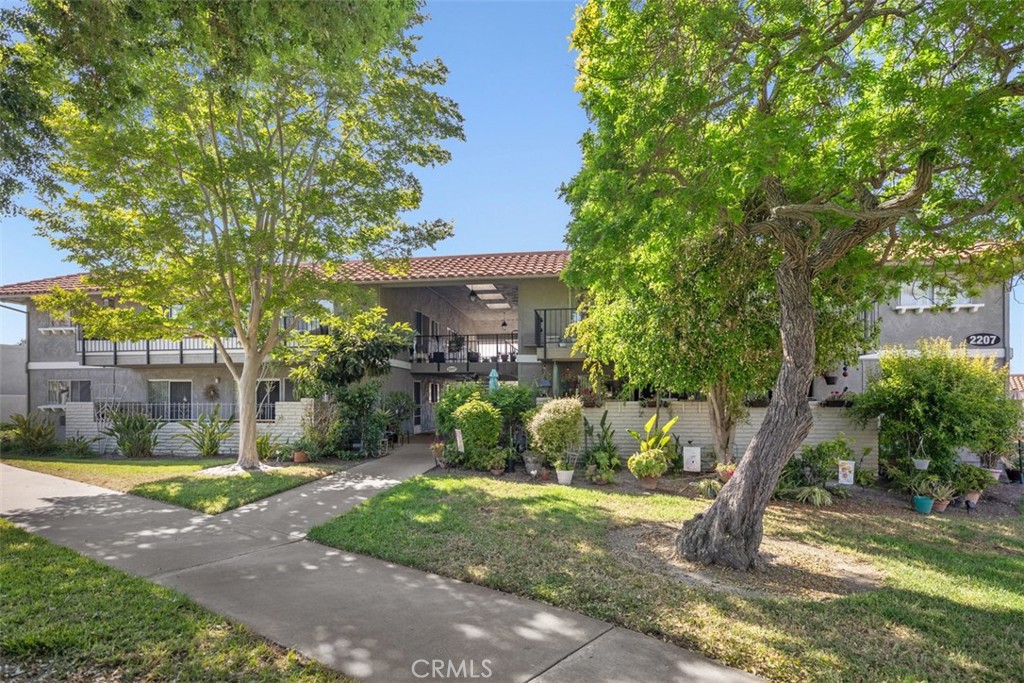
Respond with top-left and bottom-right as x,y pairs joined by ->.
582,400 -> 878,472
65,399 -> 312,457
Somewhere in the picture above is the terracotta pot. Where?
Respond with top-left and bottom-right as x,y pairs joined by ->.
639,476 -> 659,491
539,467 -> 551,481
718,470 -> 734,483
292,450 -> 309,463
964,490 -> 982,505
490,467 -> 504,476
932,499 -> 950,513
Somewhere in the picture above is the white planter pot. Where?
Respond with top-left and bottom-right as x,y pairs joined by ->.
556,469 -> 574,486
912,459 -> 930,471
986,468 -> 1003,482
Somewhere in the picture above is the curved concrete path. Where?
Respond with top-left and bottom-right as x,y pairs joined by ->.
1,446 -> 760,683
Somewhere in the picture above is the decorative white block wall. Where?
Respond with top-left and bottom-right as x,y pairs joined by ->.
582,401 -> 878,471
65,399 -> 312,457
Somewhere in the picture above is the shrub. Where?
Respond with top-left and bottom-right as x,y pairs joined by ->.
693,478 -> 722,499
485,384 -> 536,441
382,391 -> 416,433
627,448 -> 670,479
180,406 -> 232,457
435,383 -> 482,437
59,434 -> 99,458
6,412 -> 58,455
362,408 -> 391,457
952,463 -> 995,495
778,437 -> 853,490
453,399 -> 502,468
526,397 -> 583,465
103,411 -> 163,458
256,433 -> 283,460
852,339 -> 1023,474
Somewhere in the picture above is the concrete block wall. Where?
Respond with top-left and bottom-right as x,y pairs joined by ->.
66,399 -> 312,457
581,400 -> 878,471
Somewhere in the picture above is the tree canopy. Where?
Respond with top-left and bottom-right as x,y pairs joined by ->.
25,0 -> 463,468
568,0 -> 1024,568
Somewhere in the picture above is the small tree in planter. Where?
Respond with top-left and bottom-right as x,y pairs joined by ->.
526,397 -> 584,484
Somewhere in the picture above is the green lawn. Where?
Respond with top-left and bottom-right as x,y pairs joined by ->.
308,474 -> 1024,683
0,519 -> 349,682
1,456 -> 342,514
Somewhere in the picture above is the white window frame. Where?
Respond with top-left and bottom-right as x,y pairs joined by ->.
47,379 -> 91,405
893,281 -> 982,314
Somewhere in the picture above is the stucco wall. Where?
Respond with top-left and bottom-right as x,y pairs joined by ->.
0,343 -> 28,421
581,400 -> 878,472
377,285 -> 481,342
66,399 -> 312,457
517,277 -> 575,354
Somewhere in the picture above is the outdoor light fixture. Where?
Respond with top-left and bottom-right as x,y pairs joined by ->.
468,290 -> 479,302
501,319 -> 508,329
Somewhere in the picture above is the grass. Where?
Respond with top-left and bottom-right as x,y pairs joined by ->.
0,519 -> 349,682
309,474 -> 1024,683
1,455 -> 345,514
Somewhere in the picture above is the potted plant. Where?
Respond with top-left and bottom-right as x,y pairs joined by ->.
522,451 -> 543,477
716,461 -> 736,482
554,453 -> 578,485
929,481 -> 955,513
626,413 -> 679,490
526,397 -> 584,486
954,464 -> 992,506
467,350 -> 481,363
823,372 -> 838,386
910,478 -> 935,514
978,448 -> 1005,482
485,448 -> 506,476
628,449 -> 669,490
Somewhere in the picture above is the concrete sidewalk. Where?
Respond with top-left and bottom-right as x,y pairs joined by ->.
1,447 -> 761,683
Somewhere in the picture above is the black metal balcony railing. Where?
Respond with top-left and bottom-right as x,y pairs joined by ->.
412,333 -> 519,365
78,319 -> 326,365
534,308 -> 581,349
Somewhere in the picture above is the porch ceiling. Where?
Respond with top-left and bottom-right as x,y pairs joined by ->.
420,282 -> 518,330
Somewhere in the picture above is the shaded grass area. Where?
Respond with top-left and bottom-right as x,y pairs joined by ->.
1,456 -> 341,514
0,519 -> 349,682
309,474 -> 1024,683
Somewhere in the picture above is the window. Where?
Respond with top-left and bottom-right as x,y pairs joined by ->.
148,380 -> 192,420
896,281 -> 978,312
429,382 -> 440,404
256,380 -> 294,421
47,380 -> 91,404
44,312 -> 73,328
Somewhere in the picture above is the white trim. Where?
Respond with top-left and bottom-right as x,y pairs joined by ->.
892,302 -> 984,315
859,348 -> 1005,360
389,359 -> 412,370
514,354 -> 539,363
27,361 -> 102,370
38,326 -> 77,335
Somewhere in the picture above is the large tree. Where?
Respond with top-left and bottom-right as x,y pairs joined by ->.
26,0 -> 462,469
568,228 -> 878,463
568,0 -> 1024,568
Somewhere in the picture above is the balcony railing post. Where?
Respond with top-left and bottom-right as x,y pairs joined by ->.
179,339 -> 184,364
145,339 -> 150,364
112,340 -> 118,365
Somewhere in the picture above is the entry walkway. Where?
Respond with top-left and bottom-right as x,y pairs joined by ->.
1,445 -> 760,683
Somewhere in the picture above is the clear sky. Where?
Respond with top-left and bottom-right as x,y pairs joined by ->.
1,0 -> 1021,371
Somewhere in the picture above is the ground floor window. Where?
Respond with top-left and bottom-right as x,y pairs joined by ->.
255,379 -> 294,421
429,382 -> 440,404
47,380 -> 92,404
148,380 -> 192,420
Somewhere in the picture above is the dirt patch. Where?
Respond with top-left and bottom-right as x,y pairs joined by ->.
608,522 -> 884,601
192,462 -> 284,476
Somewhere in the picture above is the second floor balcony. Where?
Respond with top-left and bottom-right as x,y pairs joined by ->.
411,333 -> 519,375
77,319 -> 326,366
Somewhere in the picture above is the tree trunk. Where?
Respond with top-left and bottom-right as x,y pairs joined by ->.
235,352 -> 263,470
677,258 -> 817,569
707,380 -> 736,463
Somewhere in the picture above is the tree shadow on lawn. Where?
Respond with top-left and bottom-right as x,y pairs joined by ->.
321,476 -> 1024,681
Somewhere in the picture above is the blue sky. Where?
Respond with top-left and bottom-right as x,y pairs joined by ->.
1,0 -> 1021,370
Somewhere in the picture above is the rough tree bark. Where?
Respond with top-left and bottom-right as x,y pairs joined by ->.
677,256 -> 817,569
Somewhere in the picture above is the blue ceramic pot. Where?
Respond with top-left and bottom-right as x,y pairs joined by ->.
912,495 -> 934,515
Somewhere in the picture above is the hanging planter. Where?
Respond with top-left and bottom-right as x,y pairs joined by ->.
823,374 -> 838,386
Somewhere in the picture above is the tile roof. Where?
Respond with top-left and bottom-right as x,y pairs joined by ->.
0,250 -> 570,298
0,273 -> 92,298
1010,374 -> 1024,396
340,250 -> 570,283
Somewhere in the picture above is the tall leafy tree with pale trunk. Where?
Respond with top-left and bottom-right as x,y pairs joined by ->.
25,0 -> 463,470
568,0 -> 1024,568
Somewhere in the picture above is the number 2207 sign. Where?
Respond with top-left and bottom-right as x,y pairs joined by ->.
966,333 -> 1000,347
